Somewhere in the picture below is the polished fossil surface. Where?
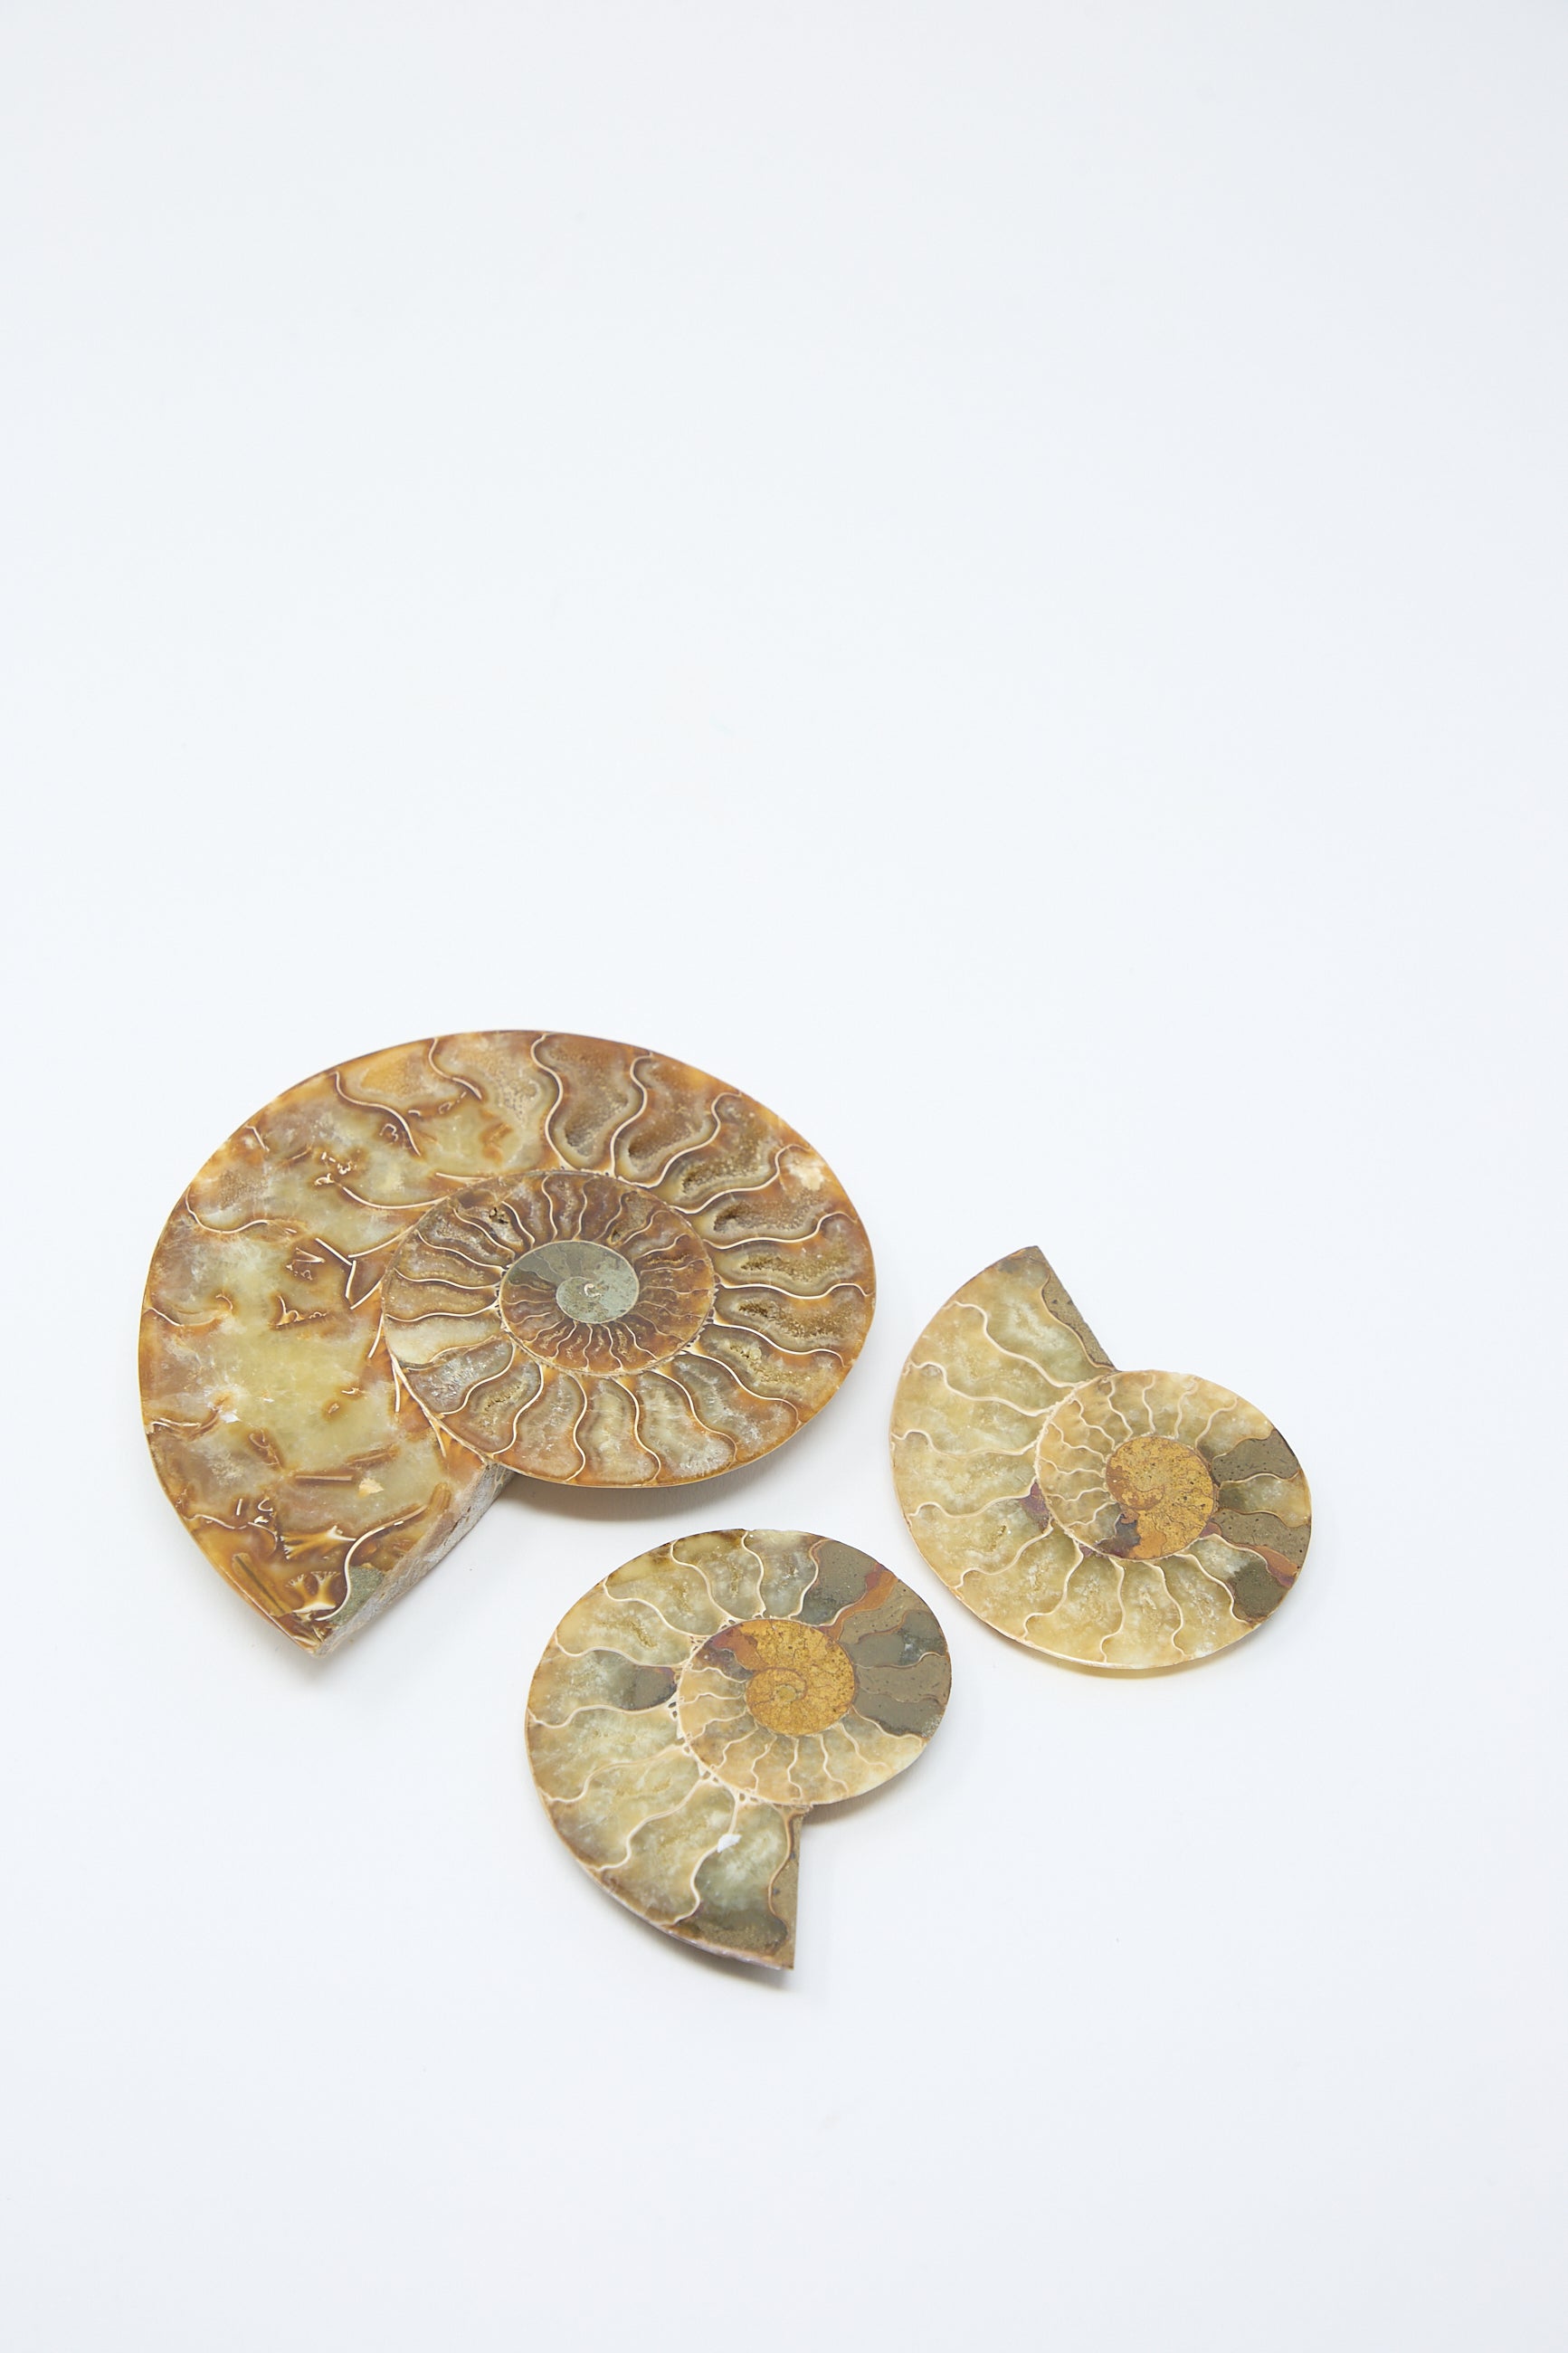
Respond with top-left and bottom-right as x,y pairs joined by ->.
527,1530 -> 951,1967
889,1248 -> 1310,1670
140,1034 -> 873,1653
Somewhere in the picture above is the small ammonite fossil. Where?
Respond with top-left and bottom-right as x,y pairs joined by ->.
527,1530 -> 951,1968
139,1034 -> 874,1653
890,1249 -> 1311,1671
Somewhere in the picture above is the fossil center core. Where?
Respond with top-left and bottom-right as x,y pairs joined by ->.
732,1619 -> 857,1736
1104,1433 -> 1215,1559
502,1239 -> 640,1329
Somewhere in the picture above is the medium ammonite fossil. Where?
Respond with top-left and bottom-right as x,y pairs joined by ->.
890,1249 -> 1310,1671
527,1530 -> 951,1968
140,1034 -> 874,1653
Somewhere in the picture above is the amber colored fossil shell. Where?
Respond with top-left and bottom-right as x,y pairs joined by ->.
526,1530 -> 951,1968
889,1249 -> 1311,1671
139,1034 -> 874,1653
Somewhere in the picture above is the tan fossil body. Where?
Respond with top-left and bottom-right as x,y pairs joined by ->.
890,1248 -> 1310,1670
527,1530 -> 951,1968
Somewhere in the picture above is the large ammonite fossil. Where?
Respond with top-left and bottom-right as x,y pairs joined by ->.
139,1034 -> 874,1653
890,1249 -> 1310,1671
527,1530 -> 951,1968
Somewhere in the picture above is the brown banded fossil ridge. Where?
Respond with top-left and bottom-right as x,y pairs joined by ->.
526,1530 -> 951,1968
140,1034 -> 874,1653
889,1249 -> 1311,1671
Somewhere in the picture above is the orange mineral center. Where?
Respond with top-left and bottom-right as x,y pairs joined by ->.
734,1620 -> 857,1737
1103,1433 -> 1216,1560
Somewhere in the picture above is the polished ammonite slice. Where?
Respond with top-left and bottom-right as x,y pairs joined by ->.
889,1248 -> 1311,1671
526,1530 -> 951,1968
140,1033 -> 874,1653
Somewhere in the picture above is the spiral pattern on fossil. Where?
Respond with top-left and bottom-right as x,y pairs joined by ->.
527,1530 -> 951,1967
381,1169 -> 724,1436
139,1034 -> 874,1653
889,1249 -> 1311,1671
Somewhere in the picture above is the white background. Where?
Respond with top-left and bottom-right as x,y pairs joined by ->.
3,5 -> 1564,2347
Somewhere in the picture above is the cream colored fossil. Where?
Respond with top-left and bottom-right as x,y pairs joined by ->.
140,1034 -> 873,1653
890,1249 -> 1310,1671
527,1530 -> 951,1968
